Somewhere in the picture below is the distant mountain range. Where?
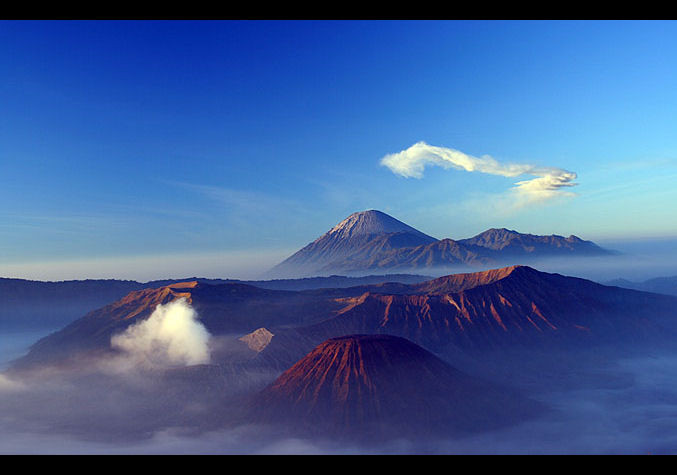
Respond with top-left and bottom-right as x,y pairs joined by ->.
0,273 -> 430,331
606,275 -> 677,297
268,210 -> 615,277
0,278 -> 145,331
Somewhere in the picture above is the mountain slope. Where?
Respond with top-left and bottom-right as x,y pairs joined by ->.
458,228 -> 614,257
268,210 -> 615,277
268,210 -> 438,277
349,238 -> 492,271
258,266 -> 677,368
15,265 -> 677,376
10,281 -> 349,370
248,334 -> 542,440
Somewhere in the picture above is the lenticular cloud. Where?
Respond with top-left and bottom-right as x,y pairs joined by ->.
111,298 -> 211,368
380,141 -> 578,205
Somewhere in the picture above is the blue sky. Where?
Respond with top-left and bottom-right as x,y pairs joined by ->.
2,20 -> 677,280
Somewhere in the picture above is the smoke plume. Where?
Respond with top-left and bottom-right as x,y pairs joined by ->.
111,298 -> 211,368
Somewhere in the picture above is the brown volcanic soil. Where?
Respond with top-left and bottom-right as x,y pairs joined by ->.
294,265 -> 677,354
249,334 -> 542,441
411,265 -> 522,293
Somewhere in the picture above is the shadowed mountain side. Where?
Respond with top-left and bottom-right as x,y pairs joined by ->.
326,238 -> 492,273
247,334 -> 544,442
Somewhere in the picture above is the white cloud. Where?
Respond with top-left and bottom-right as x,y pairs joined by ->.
380,142 -> 578,207
110,298 -> 211,369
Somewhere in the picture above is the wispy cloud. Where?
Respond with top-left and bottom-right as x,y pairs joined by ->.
164,180 -> 317,234
166,181 -> 305,217
380,142 -> 578,208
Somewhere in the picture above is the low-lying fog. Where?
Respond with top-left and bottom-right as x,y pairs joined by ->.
0,329 -> 58,371
411,237 -> 677,285
541,237 -> 677,283
3,239 -> 677,454
2,348 -> 677,454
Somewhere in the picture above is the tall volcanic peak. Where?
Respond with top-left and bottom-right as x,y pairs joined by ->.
327,210 -> 436,241
249,334 -> 542,441
267,210 -> 438,277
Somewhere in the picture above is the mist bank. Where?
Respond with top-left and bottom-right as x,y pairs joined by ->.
399,236 -> 677,285
4,243 -> 677,453
0,249 -> 292,283
0,330 -> 52,371
3,281 -> 677,454
3,347 -> 677,454
539,236 -> 677,283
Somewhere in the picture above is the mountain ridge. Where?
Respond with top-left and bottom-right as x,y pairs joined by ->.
257,265 -> 677,370
0,272 -> 432,331
268,210 -> 615,277
13,264 -> 677,376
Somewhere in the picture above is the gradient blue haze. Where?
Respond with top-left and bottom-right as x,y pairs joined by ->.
1,20 -> 677,279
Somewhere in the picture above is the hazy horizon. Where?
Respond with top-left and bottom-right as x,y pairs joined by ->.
3,20 -> 677,282
4,230 -> 677,284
